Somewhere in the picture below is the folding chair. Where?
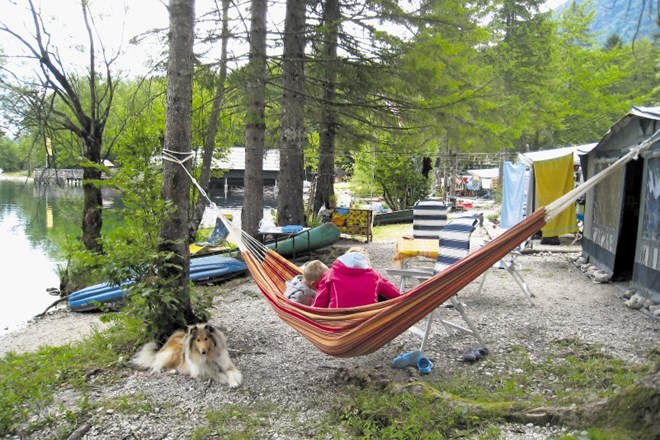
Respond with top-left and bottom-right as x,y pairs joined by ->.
391,200 -> 448,271
190,217 -> 230,255
476,226 -> 535,305
412,199 -> 448,239
388,215 -> 485,352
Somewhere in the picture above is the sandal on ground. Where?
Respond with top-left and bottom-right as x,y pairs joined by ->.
392,350 -> 422,369
417,356 -> 433,374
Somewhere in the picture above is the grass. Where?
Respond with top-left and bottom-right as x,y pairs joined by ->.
372,223 -> 412,242
322,338 -> 655,440
0,315 -> 140,436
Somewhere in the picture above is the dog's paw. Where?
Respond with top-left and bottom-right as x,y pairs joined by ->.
227,369 -> 243,388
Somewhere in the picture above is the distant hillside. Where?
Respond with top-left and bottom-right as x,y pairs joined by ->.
555,0 -> 658,45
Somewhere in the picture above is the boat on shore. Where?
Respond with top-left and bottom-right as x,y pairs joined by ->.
264,222 -> 341,257
373,209 -> 413,226
67,254 -> 248,312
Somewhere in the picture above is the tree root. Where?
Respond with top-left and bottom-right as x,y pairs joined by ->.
35,297 -> 68,318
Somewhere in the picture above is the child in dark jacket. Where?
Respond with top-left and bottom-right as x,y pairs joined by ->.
311,247 -> 401,308
283,260 -> 329,306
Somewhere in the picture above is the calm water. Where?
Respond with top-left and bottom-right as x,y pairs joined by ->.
0,177 -> 276,336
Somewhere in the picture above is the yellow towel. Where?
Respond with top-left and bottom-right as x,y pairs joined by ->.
535,153 -> 577,237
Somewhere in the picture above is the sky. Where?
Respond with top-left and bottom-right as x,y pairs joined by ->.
0,0 -> 172,77
0,0 -> 566,79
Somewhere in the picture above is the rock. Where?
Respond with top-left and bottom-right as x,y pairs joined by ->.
592,271 -> 611,283
625,294 -> 645,310
622,289 -> 635,299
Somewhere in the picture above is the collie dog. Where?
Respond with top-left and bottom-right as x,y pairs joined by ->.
132,323 -> 242,387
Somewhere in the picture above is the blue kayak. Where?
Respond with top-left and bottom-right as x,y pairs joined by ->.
67,255 -> 247,312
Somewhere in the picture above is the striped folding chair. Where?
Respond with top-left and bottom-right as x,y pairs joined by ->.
388,215 -> 484,352
391,199 -> 448,270
412,199 -> 448,239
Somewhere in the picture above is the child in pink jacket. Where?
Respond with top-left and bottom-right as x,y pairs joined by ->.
311,247 -> 401,308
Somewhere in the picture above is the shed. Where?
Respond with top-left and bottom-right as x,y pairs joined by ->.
466,167 -> 499,189
211,147 -> 280,187
581,106 -> 660,301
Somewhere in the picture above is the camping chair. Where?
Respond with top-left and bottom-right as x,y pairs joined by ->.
190,217 -> 231,255
391,199 -> 448,270
476,225 -> 535,305
412,199 -> 448,239
388,215 -> 485,352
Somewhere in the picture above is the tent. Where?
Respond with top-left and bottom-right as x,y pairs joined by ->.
581,106 -> 660,302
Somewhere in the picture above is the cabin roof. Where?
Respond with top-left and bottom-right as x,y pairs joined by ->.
212,147 -> 280,171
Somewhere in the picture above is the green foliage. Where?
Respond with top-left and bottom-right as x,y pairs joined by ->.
352,140 -> 431,210
0,136 -> 22,171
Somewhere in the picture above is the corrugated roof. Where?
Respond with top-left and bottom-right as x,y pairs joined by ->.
212,147 -> 280,171
518,143 -> 597,165
589,106 -> 660,154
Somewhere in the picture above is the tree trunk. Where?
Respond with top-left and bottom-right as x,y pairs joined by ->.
242,0 -> 268,237
313,0 -> 340,214
158,0 -> 195,338
81,130 -> 104,252
278,0 -> 306,226
189,0 -> 230,242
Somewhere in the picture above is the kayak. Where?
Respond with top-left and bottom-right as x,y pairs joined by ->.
67,255 -> 247,312
264,223 -> 340,257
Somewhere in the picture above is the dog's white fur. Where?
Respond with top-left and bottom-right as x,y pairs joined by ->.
132,323 -> 242,387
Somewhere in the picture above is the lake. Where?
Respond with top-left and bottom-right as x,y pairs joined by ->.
0,177 -> 276,336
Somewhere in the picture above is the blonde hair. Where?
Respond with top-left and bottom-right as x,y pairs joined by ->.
346,246 -> 370,264
302,260 -> 329,287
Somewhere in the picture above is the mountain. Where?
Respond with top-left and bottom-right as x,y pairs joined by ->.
554,0 -> 658,45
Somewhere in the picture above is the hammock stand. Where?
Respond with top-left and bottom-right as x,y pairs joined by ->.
169,132 -> 657,358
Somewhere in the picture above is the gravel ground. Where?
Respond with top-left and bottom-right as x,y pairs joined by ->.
2,229 -> 659,439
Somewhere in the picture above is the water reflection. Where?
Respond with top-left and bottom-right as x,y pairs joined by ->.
0,179 -> 122,335
0,179 -> 275,335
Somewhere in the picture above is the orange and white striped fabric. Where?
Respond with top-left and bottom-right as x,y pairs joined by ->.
242,209 -> 547,358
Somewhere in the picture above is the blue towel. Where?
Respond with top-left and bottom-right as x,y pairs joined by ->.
501,161 -> 527,229
281,225 -> 303,234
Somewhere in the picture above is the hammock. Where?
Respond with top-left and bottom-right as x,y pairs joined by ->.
173,132 -> 658,358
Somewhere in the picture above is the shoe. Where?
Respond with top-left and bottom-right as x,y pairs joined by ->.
476,347 -> 489,358
462,349 -> 478,362
417,356 -> 433,374
391,350 -> 422,369
462,347 -> 489,363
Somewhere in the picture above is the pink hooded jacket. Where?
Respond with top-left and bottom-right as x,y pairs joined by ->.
311,253 -> 401,308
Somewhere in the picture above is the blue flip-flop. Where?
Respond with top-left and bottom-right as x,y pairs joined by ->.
391,350 -> 422,369
417,356 -> 433,374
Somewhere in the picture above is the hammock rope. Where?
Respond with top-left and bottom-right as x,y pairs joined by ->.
171,135 -> 657,358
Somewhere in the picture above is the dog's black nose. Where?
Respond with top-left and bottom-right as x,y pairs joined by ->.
201,349 -> 207,354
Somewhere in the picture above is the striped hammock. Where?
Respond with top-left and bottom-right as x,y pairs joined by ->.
185,134 -> 657,358
241,209 -> 546,357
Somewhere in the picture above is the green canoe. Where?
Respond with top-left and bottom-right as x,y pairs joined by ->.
265,223 -> 341,258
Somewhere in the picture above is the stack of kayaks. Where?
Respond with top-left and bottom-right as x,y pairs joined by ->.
67,254 -> 248,312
